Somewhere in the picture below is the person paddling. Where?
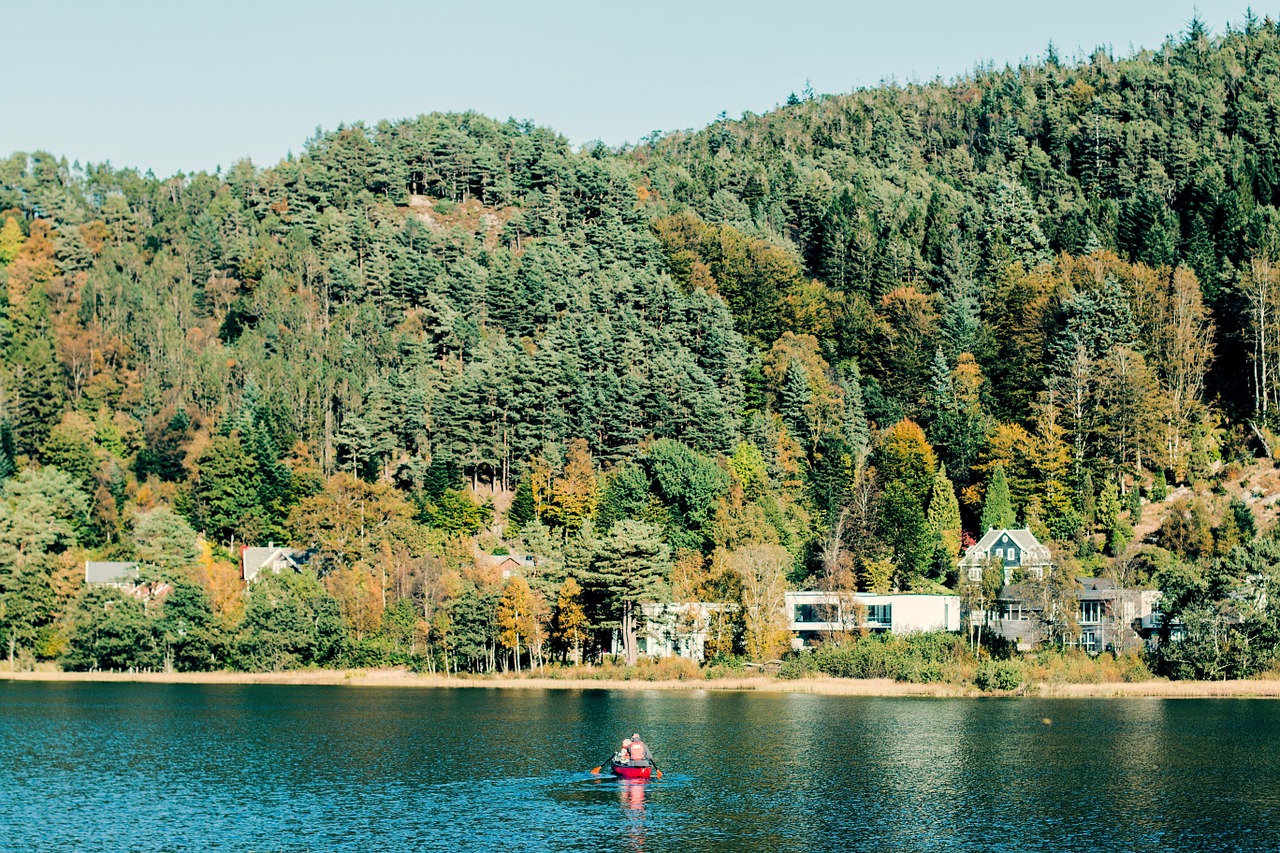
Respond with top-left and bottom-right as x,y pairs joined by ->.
628,733 -> 651,765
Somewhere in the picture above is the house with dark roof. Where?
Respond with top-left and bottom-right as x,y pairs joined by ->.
85,561 -> 141,589
960,528 -> 1052,584
476,552 -> 536,579
986,577 -> 1161,652
240,545 -> 314,583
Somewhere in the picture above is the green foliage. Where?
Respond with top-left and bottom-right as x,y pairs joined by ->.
598,440 -> 728,552
507,477 -> 535,534
788,632 -> 960,683
981,466 -> 1016,532
11,16 -> 1280,676
63,589 -> 160,671
191,434 -> 262,545
232,572 -> 345,671
927,464 -> 962,580
419,488 -> 490,537
133,507 -> 199,572
973,660 -> 1024,692
0,466 -> 91,563
1154,536 -> 1280,680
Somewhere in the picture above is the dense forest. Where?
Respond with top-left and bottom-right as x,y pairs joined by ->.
6,14 -> 1280,679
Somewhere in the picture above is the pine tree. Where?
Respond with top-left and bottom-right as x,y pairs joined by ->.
981,466 -> 1016,532
7,291 -> 65,459
927,464 -> 962,581
926,347 -> 957,464
935,233 -> 981,358
777,359 -> 812,445
838,360 -> 871,463
579,520 -> 670,665
0,424 -> 15,483
507,477 -> 535,535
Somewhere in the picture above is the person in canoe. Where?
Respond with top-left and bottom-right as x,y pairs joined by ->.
595,734 -> 661,778
627,733 -> 652,764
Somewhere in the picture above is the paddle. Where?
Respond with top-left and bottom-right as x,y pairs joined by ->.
589,756 -> 614,775
650,760 -> 663,779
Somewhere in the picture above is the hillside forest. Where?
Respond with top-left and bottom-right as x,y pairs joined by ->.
5,14 -> 1280,680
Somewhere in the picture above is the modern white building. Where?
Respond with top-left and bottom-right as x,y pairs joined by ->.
785,591 -> 961,648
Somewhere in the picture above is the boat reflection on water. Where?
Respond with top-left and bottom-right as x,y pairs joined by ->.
619,779 -> 647,812
619,779 -> 647,850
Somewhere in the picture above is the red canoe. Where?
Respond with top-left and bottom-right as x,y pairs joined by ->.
608,761 -> 653,779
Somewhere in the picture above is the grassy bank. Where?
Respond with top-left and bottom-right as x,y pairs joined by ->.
5,667 -> 1280,698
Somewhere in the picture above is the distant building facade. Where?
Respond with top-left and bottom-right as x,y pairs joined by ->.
632,602 -> 736,662
785,591 -> 962,648
85,561 -> 141,589
84,561 -> 171,603
986,577 -> 1161,652
476,552 -> 537,579
241,545 -> 314,583
960,528 -> 1052,584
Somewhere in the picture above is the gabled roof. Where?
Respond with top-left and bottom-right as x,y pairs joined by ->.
242,546 -> 314,582
960,528 -> 1052,566
85,561 -> 140,586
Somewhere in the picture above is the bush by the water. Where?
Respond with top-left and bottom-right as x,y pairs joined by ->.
1021,650 -> 1152,684
781,632 -> 962,683
973,660 -> 1025,692
536,656 -> 705,681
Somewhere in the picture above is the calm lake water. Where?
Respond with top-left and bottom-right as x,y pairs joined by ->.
1,682 -> 1278,852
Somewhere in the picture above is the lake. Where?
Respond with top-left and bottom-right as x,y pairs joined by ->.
1,682 -> 1277,851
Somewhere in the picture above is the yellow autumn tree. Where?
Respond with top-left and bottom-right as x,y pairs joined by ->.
549,438 -> 598,530
723,544 -> 793,662
553,576 -> 588,665
497,575 -> 537,672
0,215 -> 25,265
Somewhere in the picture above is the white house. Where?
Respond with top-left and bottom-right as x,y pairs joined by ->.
241,545 -> 314,583
960,528 -> 1052,584
627,602 -> 736,662
785,591 -> 961,648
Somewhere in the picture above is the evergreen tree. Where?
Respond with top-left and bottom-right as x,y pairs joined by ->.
981,466 -> 1016,532
578,520 -> 670,665
0,424 -> 13,482
927,464 -> 962,581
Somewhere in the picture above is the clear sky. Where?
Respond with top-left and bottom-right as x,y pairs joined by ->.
1,1 -> 1261,177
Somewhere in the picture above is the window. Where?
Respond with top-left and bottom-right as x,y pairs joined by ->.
866,604 -> 892,625
1080,630 -> 1098,653
794,603 -> 839,624
1080,601 -> 1103,624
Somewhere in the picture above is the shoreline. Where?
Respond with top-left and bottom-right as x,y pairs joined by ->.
3,668 -> 1280,697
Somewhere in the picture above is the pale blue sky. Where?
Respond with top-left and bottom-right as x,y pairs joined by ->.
1,1 -> 1261,177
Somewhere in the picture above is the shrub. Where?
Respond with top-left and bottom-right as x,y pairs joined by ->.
776,657 -> 814,680
704,655 -> 749,679
342,636 -> 393,668
805,631 -> 961,683
974,660 -> 1024,691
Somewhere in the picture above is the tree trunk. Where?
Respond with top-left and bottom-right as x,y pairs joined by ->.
623,601 -> 638,666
